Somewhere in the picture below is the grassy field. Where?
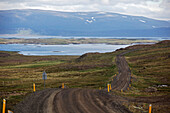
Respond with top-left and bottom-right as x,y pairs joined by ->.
0,50 -> 119,111
0,38 -> 158,45
0,51 -> 80,110
123,41 -> 170,97
114,40 -> 170,113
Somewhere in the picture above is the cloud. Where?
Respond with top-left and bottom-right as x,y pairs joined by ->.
0,0 -> 169,20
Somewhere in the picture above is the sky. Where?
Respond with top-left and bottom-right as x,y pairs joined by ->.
0,0 -> 170,20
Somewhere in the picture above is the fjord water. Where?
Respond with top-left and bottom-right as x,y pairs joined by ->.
0,44 -> 130,56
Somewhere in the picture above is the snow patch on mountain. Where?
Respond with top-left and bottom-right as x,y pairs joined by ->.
104,14 -> 118,17
15,14 -> 26,21
97,12 -> 106,14
78,13 -> 87,15
139,20 -> 146,23
78,17 -> 84,20
86,20 -> 93,23
92,17 -> 96,21
122,16 -> 127,18
86,17 -> 96,23
52,13 -> 69,18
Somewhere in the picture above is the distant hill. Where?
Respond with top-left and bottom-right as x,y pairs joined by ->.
0,9 -> 170,37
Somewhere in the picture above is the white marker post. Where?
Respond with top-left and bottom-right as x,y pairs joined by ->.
8,110 -> 14,113
149,104 -> 152,113
42,71 -> 47,89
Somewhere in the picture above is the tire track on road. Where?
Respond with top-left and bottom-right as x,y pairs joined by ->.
52,89 -> 131,113
14,88 -> 132,113
111,51 -> 131,91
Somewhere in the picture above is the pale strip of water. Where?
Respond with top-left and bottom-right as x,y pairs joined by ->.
0,44 -> 130,56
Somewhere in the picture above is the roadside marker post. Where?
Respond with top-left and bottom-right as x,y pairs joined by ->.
42,71 -> 47,89
149,104 -> 152,113
107,84 -> 110,92
2,99 -> 6,113
33,83 -> 36,92
121,89 -> 123,92
62,83 -> 64,89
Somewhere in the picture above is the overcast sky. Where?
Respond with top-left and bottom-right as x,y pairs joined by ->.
0,0 -> 170,20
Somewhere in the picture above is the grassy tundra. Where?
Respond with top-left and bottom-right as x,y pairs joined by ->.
0,40 -> 169,112
115,40 -> 170,113
0,50 -> 119,111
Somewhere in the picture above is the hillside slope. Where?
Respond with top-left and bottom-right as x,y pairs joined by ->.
0,9 -> 170,37
110,40 -> 170,113
124,40 -> 170,96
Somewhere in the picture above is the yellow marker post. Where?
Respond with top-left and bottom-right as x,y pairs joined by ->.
121,89 -> 123,92
2,99 -> 6,113
149,104 -> 152,113
62,83 -> 64,89
107,84 -> 110,92
33,83 -> 36,92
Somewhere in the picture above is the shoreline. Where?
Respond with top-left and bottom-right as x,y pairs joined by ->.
0,38 -> 158,45
0,43 -> 130,56
0,42 -> 158,56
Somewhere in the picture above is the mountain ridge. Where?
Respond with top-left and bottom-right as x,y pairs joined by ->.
0,9 -> 170,37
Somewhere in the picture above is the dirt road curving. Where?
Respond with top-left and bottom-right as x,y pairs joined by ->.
111,52 -> 131,91
14,51 -> 133,113
14,88 -> 131,113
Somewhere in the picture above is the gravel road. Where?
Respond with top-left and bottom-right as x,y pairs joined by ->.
14,88 -> 132,113
111,52 -> 131,91
14,52 -> 132,113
